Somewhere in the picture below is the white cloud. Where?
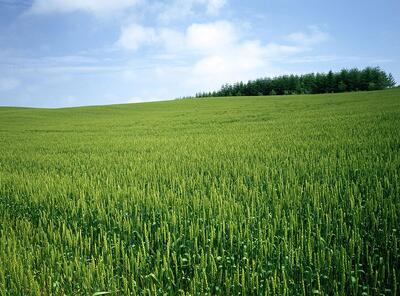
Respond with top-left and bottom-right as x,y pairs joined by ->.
117,23 -> 188,52
285,26 -> 330,46
0,78 -> 20,92
117,21 -> 330,92
29,0 -> 140,15
186,21 -> 236,53
189,40 -> 277,91
117,21 -> 237,53
117,24 -> 157,51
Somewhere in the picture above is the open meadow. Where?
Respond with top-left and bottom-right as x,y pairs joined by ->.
0,89 -> 399,295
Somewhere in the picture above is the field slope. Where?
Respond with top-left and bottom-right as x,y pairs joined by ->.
1,89 -> 400,295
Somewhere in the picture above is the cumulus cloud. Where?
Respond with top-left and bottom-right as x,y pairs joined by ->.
186,21 -> 236,53
117,24 -> 158,51
187,39 -> 298,91
117,24 -> 183,52
190,44 -> 268,89
117,20 -> 320,92
117,21 -> 237,53
28,0 -> 140,15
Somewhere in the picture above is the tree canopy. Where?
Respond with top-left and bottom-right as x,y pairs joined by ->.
194,67 -> 396,98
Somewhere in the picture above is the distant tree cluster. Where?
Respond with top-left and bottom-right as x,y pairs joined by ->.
194,67 -> 396,98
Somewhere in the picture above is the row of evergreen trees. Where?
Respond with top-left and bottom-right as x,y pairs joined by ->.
194,67 -> 396,98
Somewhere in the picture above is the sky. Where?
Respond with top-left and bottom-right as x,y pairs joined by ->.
0,0 -> 399,108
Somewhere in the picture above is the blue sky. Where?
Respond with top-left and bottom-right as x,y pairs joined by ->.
0,0 -> 399,107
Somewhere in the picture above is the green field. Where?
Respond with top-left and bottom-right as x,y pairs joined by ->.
1,89 -> 399,295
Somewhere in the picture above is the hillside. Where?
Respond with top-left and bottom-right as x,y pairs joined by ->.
1,89 -> 400,295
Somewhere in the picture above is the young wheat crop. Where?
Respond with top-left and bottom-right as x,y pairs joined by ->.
0,89 -> 399,295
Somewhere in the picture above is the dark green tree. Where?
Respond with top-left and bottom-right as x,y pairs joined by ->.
195,67 -> 396,98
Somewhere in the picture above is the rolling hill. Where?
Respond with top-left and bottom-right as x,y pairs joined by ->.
1,89 -> 399,295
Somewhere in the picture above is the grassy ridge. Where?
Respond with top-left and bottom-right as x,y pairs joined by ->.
0,89 -> 399,295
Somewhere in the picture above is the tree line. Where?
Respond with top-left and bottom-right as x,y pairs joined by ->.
193,67 -> 396,98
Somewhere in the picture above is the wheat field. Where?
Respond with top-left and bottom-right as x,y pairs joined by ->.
0,89 -> 399,295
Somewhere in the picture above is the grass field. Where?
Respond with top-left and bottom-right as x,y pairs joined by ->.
0,89 -> 399,295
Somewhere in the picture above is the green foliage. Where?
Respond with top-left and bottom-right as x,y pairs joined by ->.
195,67 -> 396,98
0,89 -> 400,295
